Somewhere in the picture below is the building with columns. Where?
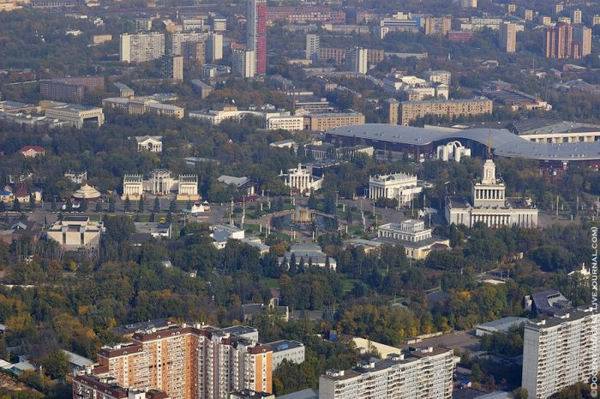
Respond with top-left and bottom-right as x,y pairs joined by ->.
281,164 -> 323,195
446,159 -> 538,228
368,173 -> 422,206
377,219 -> 450,259
122,170 -> 198,200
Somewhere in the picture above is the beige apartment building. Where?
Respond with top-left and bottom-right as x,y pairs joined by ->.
83,324 -> 273,399
399,98 -> 492,125
103,97 -> 184,119
307,112 -> 365,131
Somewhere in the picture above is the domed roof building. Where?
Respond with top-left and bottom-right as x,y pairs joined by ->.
72,184 -> 101,201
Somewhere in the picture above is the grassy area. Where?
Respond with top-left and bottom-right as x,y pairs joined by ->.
261,278 -> 280,289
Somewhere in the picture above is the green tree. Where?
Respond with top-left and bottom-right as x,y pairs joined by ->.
41,350 -> 68,380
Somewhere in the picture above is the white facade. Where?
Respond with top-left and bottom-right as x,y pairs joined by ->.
436,141 -> 471,162
281,164 -> 323,195
266,115 -> 304,131
522,309 -> 600,399
446,160 -> 538,228
368,173 -> 422,205
136,136 -> 163,153
378,220 -> 431,242
121,171 -> 198,200
267,340 -> 305,369
305,34 -> 320,60
120,33 -> 165,63
319,348 -> 457,399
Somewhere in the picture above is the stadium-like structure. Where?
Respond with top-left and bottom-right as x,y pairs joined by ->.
326,124 -> 600,162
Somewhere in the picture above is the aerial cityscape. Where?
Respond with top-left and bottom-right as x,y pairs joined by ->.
0,0 -> 599,398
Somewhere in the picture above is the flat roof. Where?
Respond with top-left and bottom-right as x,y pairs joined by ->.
326,124 -> 600,161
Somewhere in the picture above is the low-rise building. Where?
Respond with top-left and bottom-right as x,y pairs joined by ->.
475,317 -> 528,337
40,101 -> 105,128
46,216 -> 104,251
103,96 -> 184,119
134,222 -> 172,239
377,219 -> 450,260
281,163 -> 323,195
265,340 -> 305,369
368,173 -> 422,205
136,136 -> 163,153
121,171 -> 198,200
266,114 -> 305,131
510,119 -> 600,143
281,243 -> 336,270
19,145 -> 46,158
436,141 -> 471,162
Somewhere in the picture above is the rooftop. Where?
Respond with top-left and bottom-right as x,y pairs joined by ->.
326,124 -> 600,161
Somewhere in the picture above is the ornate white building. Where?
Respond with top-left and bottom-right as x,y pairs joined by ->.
368,173 -> 422,205
377,219 -> 450,260
446,159 -> 538,228
281,164 -> 323,195
136,135 -> 163,153
122,170 -> 199,200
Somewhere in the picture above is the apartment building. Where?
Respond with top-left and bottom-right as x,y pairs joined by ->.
120,33 -> 165,63
73,374 -> 170,399
40,76 -> 104,103
266,115 -> 304,131
83,324 -> 272,399
499,22 -> 517,53
319,347 -> 458,399
545,22 -> 592,59
423,16 -> 451,36
265,340 -> 305,369
307,112 -> 365,131
522,308 -> 600,399
399,98 -> 492,125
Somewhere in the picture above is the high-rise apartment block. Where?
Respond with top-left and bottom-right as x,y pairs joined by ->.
232,49 -> 257,78
572,9 -> 582,24
349,47 -> 368,74
247,0 -> 267,74
460,0 -> 477,8
319,348 -> 458,399
574,24 -> 592,58
207,33 -> 223,62
305,34 -> 320,60
399,98 -> 492,125
73,324 -> 273,399
499,22 -> 517,53
522,308 -> 600,399
120,33 -> 165,63
386,98 -> 399,125
545,22 -> 592,59
423,16 -> 452,36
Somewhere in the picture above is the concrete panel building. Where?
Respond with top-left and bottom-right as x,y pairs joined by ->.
522,308 -> 600,399
319,347 -> 458,399
399,98 -> 492,125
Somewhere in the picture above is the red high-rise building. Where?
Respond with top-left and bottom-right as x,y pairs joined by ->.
247,0 -> 267,75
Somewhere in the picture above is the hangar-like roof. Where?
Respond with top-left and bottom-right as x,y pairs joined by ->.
326,124 -> 600,161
